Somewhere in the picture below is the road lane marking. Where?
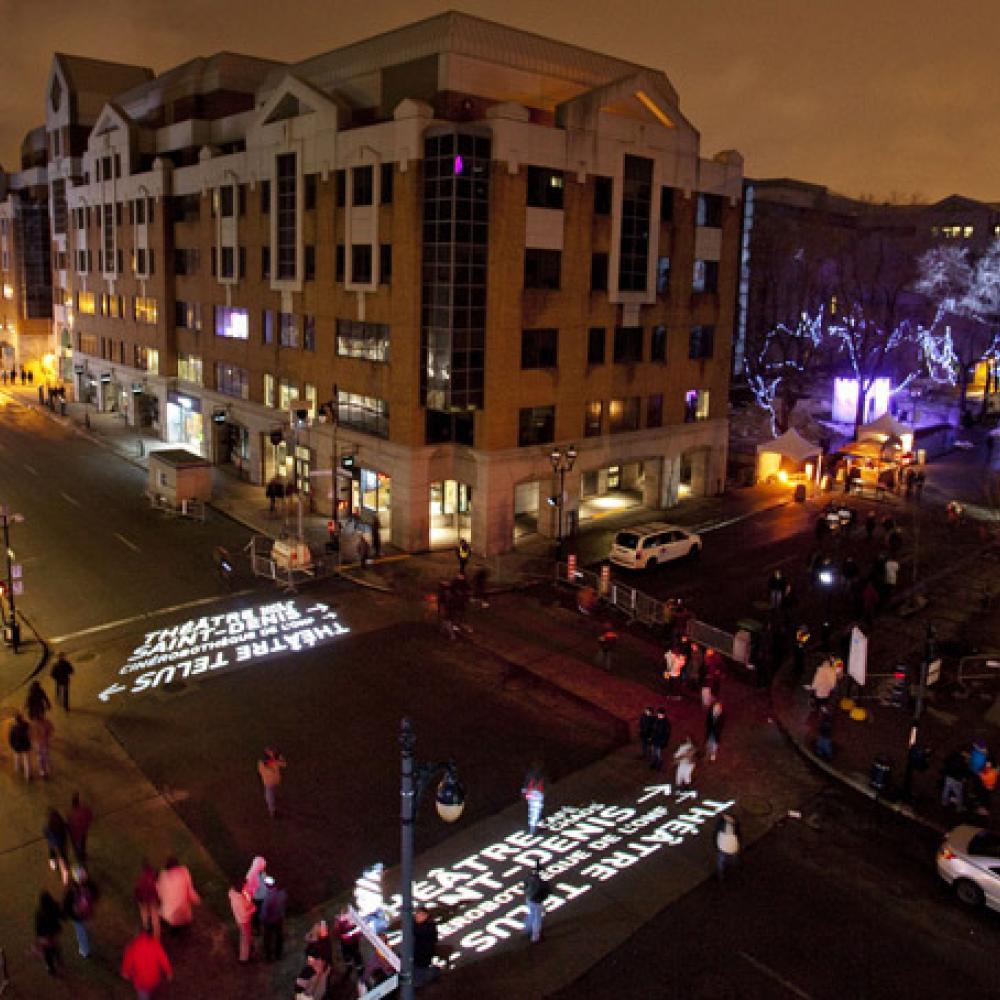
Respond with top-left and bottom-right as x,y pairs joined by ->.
737,951 -> 813,999
23,463 -> 38,476
114,532 -> 140,552
48,590 -> 258,644
60,491 -> 80,507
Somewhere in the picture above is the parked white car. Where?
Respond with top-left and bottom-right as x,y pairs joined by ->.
936,825 -> 1000,910
609,522 -> 702,570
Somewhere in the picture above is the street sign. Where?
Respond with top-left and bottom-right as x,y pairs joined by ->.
11,563 -> 21,580
926,658 -> 942,686
346,905 -> 400,972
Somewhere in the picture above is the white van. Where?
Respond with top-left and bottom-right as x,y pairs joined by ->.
609,522 -> 702,570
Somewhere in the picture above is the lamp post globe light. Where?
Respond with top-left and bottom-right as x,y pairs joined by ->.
549,443 -> 578,558
399,717 -> 465,1000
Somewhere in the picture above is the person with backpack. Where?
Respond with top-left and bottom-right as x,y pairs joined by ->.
8,710 -> 32,780
63,866 -> 97,958
522,862 -> 549,944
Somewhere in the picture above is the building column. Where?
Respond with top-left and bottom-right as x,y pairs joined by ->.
663,455 -> 681,508
642,457 -> 663,509
390,458 -> 430,553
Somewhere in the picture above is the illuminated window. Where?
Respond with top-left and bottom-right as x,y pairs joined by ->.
279,378 -> 296,410
279,312 -> 298,348
608,396 -> 640,433
337,390 -> 389,438
148,349 -> 159,376
304,383 -> 317,416
133,296 -> 158,325
684,388 -> 710,422
526,167 -> 564,210
584,400 -> 603,437
264,373 -> 275,407
77,291 -> 96,315
214,306 -> 249,339
964,225 -> 974,238
215,362 -> 249,399
2,284 -> 13,301
336,319 -> 389,361
177,353 -> 203,384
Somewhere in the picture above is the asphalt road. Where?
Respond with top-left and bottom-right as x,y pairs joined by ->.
551,786 -> 1000,1000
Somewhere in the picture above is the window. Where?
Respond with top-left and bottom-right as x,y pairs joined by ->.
304,383 -> 318,417
657,256 -> 670,294
238,246 -> 246,279
304,245 -> 315,281
134,345 -> 158,373
352,166 -> 374,207
115,202 -> 123,226
526,167 -> 564,210
584,400 -> 603,438
260,179 -> 270,214
696,193 -> 723,227
594,176 -> 612,215
175,301 -> 201,331
279,312 -> 298,348
262,310 -> 274,345
177,353 -> 203,384
77,291 -> 96,316
214,306 -> 248,339
613,326 -> 643,364
52,179 -> 68,234
215,362 -> 249,400
304,173 -> 317,211
524,249 -> 561,290
303,314 -> 316,351
335,244 -> 345,282
135,199 -> 145,225
647,393 -> 663,428
279,378 -> 296,410
518,405 -> 555,447
175,248 -> 199,275
220,186 -> 235,218
220,246 -> 235,278
689,325 -> 715,359
351,244 -> 372,284
380,243 -> 392,285
591,253 -> 608,292
335,170 -> 346,207
608,396 -> 640,434
211,247 -> 217,277
102,203 -> 114,270
336,319 -> 390,362
114,153 -> 121,178
380,163 -> 393,204
650,325 -> 666,362
264,373 -> 276,407
684,389 -> 710,422
587,327 -> 606,365
660,187 -> 674,222
521,329 -> 558,369
619,155 -> 653,291
275,152 -> 297,279
261,246 -> 270,279
337,390 -> 389,438
693,259 -> 719,293
133,297 -> 158,324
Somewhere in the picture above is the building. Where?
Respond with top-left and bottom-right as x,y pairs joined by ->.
0,128 -> 52,377
43,12 -> 742,554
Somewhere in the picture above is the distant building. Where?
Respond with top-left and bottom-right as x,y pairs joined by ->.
32,13 -> 742,553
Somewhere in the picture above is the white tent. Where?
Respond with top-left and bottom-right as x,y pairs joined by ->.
859,412 -> 914,451
756,429 -> 821,482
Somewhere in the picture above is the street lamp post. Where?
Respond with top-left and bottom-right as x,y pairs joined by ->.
0,505 -> 23,651
549,444 -> 578,559
399,717 -> 465,1000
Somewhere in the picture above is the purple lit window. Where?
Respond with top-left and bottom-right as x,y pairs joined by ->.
454,155 -> 464,175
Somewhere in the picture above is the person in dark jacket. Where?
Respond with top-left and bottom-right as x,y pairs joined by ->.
43,808 -> 70,884
638,707 -> 655,761
413,906 -> 441,984
260,874 -> 288,962
8,710 -> 32,780
63,866 -> 97,959
26,680 -> 51,720
68,792 -> 94,864
34,890 -> 63,975
649,708 -> 672,771
705,700 -> 725,762
51,653 -> 75,711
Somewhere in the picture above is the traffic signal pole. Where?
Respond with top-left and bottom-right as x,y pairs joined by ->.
1,506 -> 20,651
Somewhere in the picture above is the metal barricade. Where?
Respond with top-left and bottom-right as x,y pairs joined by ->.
688,619 -> 737,660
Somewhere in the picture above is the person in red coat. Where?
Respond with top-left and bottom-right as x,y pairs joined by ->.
121,927 -> 173,998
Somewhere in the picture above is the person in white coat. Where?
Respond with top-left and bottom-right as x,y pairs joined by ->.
157,857 -> 200,931
673,736 -> 697,790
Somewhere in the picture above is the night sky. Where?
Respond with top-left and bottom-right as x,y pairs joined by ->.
0,0 -> 996,202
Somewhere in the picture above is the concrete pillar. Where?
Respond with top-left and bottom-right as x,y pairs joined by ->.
663,455 -> 681,507
390,459 -> 430,553
689,449 -> 708,496
642,457 -> 663,509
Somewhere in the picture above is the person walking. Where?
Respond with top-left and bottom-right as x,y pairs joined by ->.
884,555 -> 900,595
260,873 -> 287,962
767,569 -> 786,609
638,706 -> 655,761
34,890 -> 63,976
456,538 -> 471,577
44,808 -> 70,884
715,812 -> 741,881
157,856 -> 200,932
941,749 -> 967,810
121,927 -> 173,998
63,866 -> 97,959
258,747 -> 286,818
228,882 -> 255,963
522,764 -> 545,834
371,518 -> 382,558
30,712 -> 54,778
663,647 -> 683,697
356,532 -> 370,567
865,511 -> 877,540
26,679 -> 52,720
815,707 -> 835,760
245,855 -> 268,935
522,863 -> 549,945
810,658 -> 838,711
68,792 -> 94,864
9,710 -> 32,780
705,700 -> 724,762
649,708 -> 672,771
598,625 -> 618,671
673,735 -> 697,790
134,862 -> 161,939
50,653 -> 75,711
331,906 -> 364,978
296,955 -> 333,998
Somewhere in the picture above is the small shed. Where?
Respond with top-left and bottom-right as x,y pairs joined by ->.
859,412 -> 914,453
147,449 -> 212,506
756,429 -> 821,483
